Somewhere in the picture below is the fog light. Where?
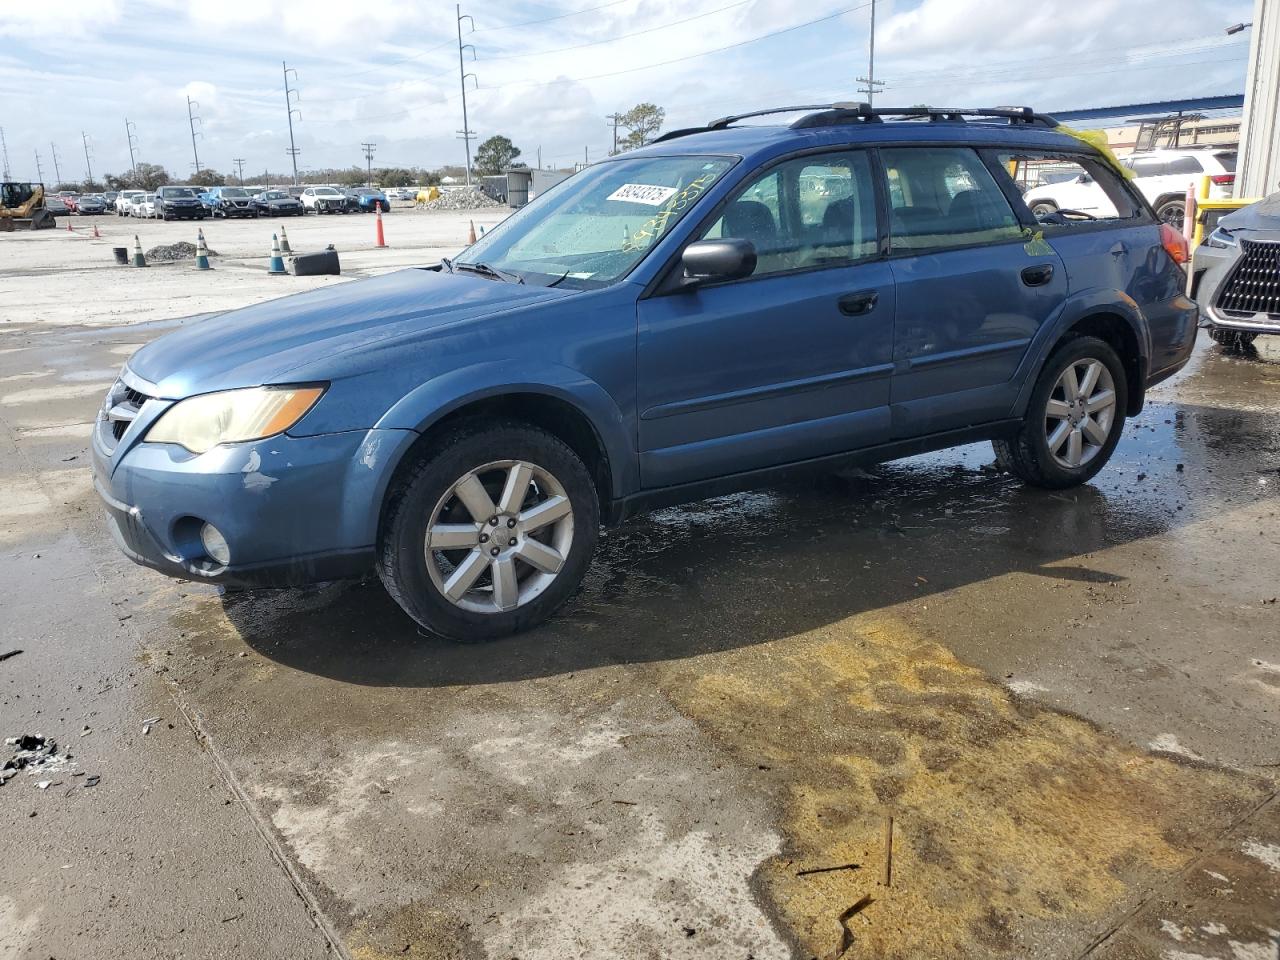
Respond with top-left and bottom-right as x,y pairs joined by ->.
200,523 -> 231,566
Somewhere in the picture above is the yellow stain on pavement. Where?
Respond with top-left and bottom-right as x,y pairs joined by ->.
662,615 -> 1266,958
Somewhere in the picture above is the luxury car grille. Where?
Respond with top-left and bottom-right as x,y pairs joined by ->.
1215,239 -> 1280,325
100,379 -> 154,449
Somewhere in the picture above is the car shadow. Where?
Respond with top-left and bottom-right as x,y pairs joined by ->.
219,396 -> 1276,687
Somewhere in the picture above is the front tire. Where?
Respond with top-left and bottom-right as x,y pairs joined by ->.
993,336 -> 1127,489
377,421 -> 599,642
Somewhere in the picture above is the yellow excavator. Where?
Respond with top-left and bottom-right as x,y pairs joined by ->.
0,182 -> 56,231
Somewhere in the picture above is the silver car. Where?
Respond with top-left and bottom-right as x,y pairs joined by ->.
1190,192 -> 1280,347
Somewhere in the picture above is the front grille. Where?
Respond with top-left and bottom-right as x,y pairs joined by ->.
100,379 -> 154,449
1215,239 -> 1280,322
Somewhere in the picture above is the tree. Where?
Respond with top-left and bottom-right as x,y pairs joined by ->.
376,167 -> 417,187
474,135 -> 521,176
619,103 -> 665,151
188,168 -> 225,187
104,163 -> 170,191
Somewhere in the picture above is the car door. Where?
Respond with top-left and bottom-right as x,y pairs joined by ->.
880,145 -> 1068,436
635,149 -> 895,488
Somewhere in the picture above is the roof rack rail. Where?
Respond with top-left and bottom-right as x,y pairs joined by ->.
650,103 -> 1059,144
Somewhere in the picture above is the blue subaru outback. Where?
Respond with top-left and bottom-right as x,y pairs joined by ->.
92,104 -> 1197,641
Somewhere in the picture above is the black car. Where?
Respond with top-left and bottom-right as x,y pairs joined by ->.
252,190 -> 305,217
154,185 -> 206,221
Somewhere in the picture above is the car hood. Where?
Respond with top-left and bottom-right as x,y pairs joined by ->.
127,268 -> 576,398
1220,191 -> 1280,232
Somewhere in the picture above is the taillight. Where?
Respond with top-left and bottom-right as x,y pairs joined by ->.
1210,174 -> 1234,185
1160,222 -> 1189,264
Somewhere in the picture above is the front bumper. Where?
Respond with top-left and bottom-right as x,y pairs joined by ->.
92,415 -> 419,587
1189,237 -> 1280,335
163,205 -> 203,219
220,203 -> 256,218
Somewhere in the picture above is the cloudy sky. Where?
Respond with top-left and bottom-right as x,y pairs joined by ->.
0,0 -> 1255,182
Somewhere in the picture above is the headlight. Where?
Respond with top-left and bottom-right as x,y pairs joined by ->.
145,385 -> 325,454
1205,226 -> 1237,249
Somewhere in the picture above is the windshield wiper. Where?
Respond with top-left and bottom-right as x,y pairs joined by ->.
455,261 -> 525,284
440,256 -> 455,273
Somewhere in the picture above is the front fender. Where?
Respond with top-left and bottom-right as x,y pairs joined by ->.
374,360 -> 636,499
1011,287 -> 1151,417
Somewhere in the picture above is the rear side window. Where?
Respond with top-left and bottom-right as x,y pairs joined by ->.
878,147 -> 1021,252
999,151 -> 1142,223
1214,151 -> 1237,172
1164,156 -> 1204,175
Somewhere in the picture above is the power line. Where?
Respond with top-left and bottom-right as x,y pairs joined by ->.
448,1 -> 872,99
473,0 -> 633,33
480,0 -> 755,61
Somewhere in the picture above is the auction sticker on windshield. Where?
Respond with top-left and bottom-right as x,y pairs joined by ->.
607,183 -> 679,206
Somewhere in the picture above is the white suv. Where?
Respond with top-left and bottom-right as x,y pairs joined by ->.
1022,147 -> 1236,229
300,186 -> 348,214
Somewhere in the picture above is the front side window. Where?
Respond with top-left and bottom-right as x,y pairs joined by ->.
457,155 -> 733,288
878,147 -> 1021,252
702,150 -> 878,277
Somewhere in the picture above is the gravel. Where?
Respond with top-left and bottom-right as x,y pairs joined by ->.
421,189 -> 504,211
145,240 -> 219,262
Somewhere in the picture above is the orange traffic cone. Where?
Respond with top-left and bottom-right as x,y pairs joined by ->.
66,220 -> 74,232
375,201 -> 386,248
467,219 -> 477,244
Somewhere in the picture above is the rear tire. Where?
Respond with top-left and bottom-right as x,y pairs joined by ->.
1155,196 -> 1186,231
993,336 -> 1128,489
1029,199 -> 1058,219
377,420 -> 600,642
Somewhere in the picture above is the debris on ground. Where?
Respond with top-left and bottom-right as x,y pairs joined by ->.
144,241 -> 219,262
0,649 -> 22,663
2,734 -> 74,786
420,188 -> 503,211
796,862 -> 861,878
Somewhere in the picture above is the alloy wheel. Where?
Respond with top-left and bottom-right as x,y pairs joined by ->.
425,460 -> 574,614
1044,358 -> 1117,469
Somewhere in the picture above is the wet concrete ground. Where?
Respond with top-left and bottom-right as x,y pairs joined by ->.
2,229 -> 1278,959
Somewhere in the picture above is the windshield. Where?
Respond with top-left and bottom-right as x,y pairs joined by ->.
315,187 -> 341,196
221,187 -> 248,197
263,191 -> 286,200
457,155 -> 734,288
164,187 -> 197,198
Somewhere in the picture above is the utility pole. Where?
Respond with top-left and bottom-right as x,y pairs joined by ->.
283,61 -> 302,185
856,0 -> 884,105
34,149 -> 44,185
125,118 -> 139,178
456,4 -> 477,186
536,145 -> 542,170
361,142 -> 376,186
187,96 -> 203,173
605,112 -> 623,155
232,158 -> 246,184
49,142 -> 62,188
0,127 -> 10,181
584,145 -> 589,167
81,131 -> 94,186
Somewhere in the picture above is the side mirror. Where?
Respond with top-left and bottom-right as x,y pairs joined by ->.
681,238 -> 757,286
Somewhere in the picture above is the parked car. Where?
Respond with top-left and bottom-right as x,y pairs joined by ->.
132,194 -> 157,218
117,190 -> 145,216
1022,147 -> 1236,230
252,189 -> 305,217
92,103 -> 1196,641
300,185 -> 349,214
204,186 -> 258,219
75,195 -> 107,215
103,191 -> 119,211
153,185 -> 206,221
286,185 -> 306,201
1189,190 -> 1280,348
345,187 -> 390,212
43,196 -> 71,216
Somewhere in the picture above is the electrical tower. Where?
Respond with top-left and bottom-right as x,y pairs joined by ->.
233,158 -> 246,184
606,112 -> 624,155
856,0 -> 884,105
0,127 -> 10,181
82,131 -> 94,186
283,61 -> 302,185
187,97 -> 203,173
456,4 -> 478,186
49,142 -> 62,188
125,118 -> 139,177
361,142 -> 376,186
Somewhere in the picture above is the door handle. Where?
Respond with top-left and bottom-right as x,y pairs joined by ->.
1020,264 -> 1054,287
838,290 -> 879,316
